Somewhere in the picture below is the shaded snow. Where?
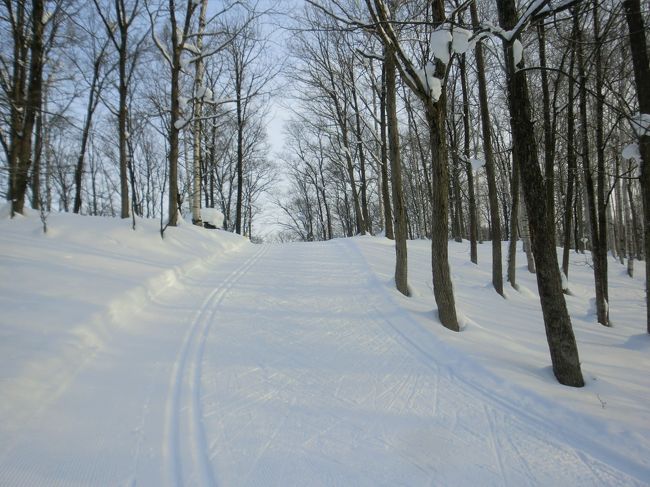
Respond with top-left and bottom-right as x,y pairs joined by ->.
623,143 -> 641,161
513,39 -> 524,67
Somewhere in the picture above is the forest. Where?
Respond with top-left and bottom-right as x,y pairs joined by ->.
2,0 -> 649,389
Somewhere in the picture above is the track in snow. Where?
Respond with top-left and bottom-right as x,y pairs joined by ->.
164,244 -> 268,486
0,238 -> 647,486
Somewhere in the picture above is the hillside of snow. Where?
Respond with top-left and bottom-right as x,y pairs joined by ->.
0,210 -> 649,486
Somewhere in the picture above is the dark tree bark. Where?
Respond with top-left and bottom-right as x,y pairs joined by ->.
497,0 -> 584,387
471,1 -> 503,295
507,153 -> 520,289
386,46 -> 408,296
622,0 -> 650,333
235,61 -> 244,234
577,14 -> 609,327
460,54 -> 477,264
562,15 -> 578,280
10,0 -> 45,216
537,20 -> 556,232
379,61 -> 394,240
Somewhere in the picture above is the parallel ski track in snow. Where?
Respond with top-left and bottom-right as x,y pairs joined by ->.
164,244 -> 268,487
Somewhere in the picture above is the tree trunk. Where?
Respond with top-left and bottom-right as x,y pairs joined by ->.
471,1 -> 503,295
577,18 -> 609,327
351,70 -> 372,235
497,0 -> 584,387
426,96 -> 458,330
118,16 -> 130,219
615,155 -> 626,265
191,0 -> 208,226
74,50 -> 104,214
623,0 -> 650,332
537,20 -> 556,232
11,0 -> 45,216
235,66 -> 244,234
507,154 -> 520,289
379,60 -> 394,240
520,198 -> 536,274
623,157 -> 635,277
386,47 -> 408,296
562,17 -> 578,279
460,54 -> 477,264
167,3 -> 182,227
31,99 -> 43,210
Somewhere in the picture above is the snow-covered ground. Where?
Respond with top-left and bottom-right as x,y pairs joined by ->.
0,209 -> 648,486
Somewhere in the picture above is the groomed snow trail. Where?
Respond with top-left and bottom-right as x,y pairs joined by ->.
0,239 -> 646,486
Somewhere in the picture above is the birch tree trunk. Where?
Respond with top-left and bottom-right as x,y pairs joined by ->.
191,0 -> 208,226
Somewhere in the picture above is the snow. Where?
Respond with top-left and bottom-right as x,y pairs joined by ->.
415,62 -> 443,101
196,85 -> 214,102
623,143 -> 641,161
430,28 -> 452,64
201,207 -> 224,228
178,95 -> 189,112
0,209 -> 649,485
504,0 -> 548,40
513,39 -> 524,67
451,27 -> 473,55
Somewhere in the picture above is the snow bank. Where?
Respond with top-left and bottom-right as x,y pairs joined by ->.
0,207 -> 247,428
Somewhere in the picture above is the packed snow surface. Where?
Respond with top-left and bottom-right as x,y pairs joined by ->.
1,210 -> 649,486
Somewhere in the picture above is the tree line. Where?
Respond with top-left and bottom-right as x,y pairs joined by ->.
2,0 -> 649,388
1,0 -> 278,235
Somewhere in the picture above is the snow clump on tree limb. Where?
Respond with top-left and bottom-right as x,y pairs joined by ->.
430,28 -> 453,64
415,62 -> 442,101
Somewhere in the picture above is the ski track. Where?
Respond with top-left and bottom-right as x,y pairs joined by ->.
2,237 -> 648,486
164,244 -> 268,487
